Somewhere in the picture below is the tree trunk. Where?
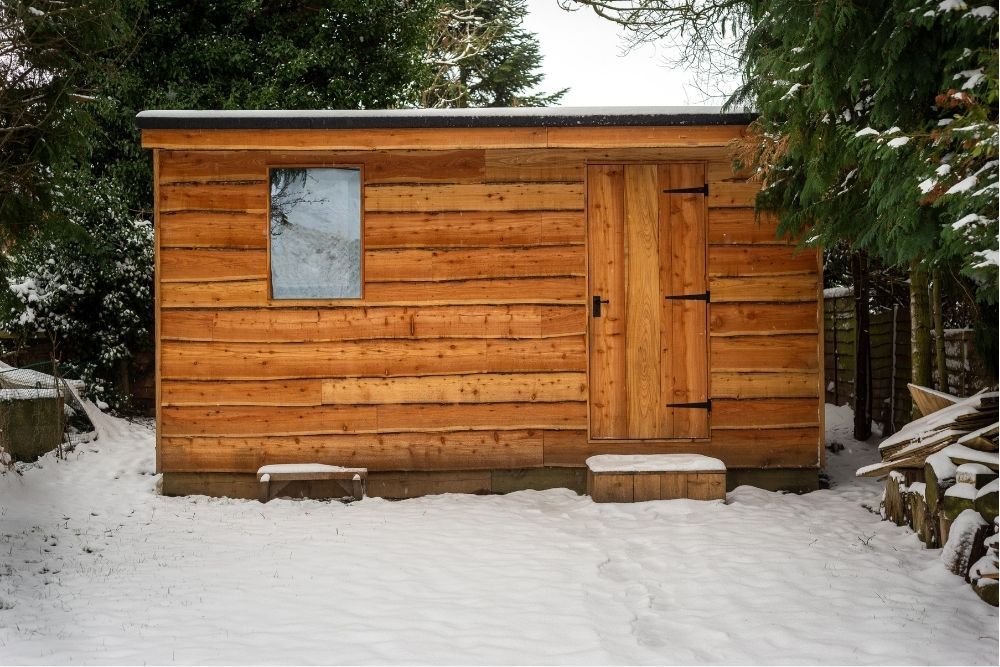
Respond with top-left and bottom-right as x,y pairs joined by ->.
116,357 -> 131,398
852,252 -> 872,440
910,260 -> 933,418
932,270 -> 948,393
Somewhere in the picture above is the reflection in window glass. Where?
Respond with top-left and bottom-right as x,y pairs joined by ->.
269,168 -> 361,299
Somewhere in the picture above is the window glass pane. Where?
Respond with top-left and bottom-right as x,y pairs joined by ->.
269,167 -> 361,299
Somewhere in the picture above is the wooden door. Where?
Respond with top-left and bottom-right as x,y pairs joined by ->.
587,163 -> 708,440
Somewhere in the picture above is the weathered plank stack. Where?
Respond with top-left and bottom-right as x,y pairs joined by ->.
857,385 -> 998,605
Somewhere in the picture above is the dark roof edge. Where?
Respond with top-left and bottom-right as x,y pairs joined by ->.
135,107 -> 757,130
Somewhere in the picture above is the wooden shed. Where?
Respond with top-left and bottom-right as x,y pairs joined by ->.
138,107 -> 825,499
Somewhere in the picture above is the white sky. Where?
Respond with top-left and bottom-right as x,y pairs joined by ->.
522,0 -> 724,107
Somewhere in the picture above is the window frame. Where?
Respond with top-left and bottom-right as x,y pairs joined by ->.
265,163 -> 366,304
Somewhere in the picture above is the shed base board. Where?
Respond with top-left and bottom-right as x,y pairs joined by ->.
162,467 -> 817,500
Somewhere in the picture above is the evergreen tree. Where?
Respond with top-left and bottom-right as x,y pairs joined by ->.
422,0 -> 567,107
0,0 -> 129,248
731,0 -> 998,375
89,0 -> 440,216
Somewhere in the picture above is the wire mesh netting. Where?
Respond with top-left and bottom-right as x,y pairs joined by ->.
0,361 -> 95,468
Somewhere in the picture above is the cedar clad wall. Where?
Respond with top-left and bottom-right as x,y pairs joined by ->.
147,125 -> 823,478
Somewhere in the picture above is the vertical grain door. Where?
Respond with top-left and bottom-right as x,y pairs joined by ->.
587,163 -> 709,439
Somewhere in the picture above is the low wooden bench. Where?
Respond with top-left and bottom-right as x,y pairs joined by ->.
586,454 -> 726,503
257,464 -> 367,503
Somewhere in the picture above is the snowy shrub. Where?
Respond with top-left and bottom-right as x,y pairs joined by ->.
0,176 -> 153,411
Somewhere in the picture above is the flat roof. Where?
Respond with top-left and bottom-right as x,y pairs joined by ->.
135,106 -> 755,130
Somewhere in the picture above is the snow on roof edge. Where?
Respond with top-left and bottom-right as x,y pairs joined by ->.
136,106 -> 757,130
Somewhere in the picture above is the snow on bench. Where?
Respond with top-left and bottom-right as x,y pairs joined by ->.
257,464 -> 367,503
585,454 -> 726,503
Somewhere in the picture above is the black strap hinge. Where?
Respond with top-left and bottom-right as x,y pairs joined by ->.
662,184 -> 708,196
665,291 -> 710,302
665,399 -> 712,412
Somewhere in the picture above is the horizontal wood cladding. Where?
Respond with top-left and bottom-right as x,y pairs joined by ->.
708,246 -> 817,277
364,246 -> 584,281
365,211 -> 583,248
712,398 -> 820,429
161,305 -> 585,342
709,275 -> 819,303
160,277 -> 587,308
150,136 -> 825,480
711,372 -> 819,399
159,210 -> 584,250
709,303 -> 818,336
159,430 -> 548,472
541,429 -> 820,468
321,372 -> 586,405
710,335 -> 819,372
160,372 -> 586,407
161,402 -> 587,436
143,125 -> 745,151
366,183 -> 583,212
158,149 -> 486,184
707,209 -> 786,245
159,211 -> 266,248
160,336 -> 586,380
159,246 -> 584,283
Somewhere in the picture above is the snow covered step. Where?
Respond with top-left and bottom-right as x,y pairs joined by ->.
585,454 -> 726,503
256,464 -> 367,503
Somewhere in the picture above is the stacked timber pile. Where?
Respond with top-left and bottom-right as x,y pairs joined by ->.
857,384 -> 998,606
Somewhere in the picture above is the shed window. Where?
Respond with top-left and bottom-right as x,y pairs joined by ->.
269,167 -> 362,299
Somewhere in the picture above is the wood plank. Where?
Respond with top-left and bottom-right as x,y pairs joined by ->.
161,305 -> 584,341
160,182 -> 265,212
712,398 -> 820,429
160,430 -> 545,472
545,125 -> 745,148
159,149 -> 487,184
687,472 -> 726,500
483,147 -> 737,182
625,164 -> 661,438
365,183 -> 584,212
160,249 -> 266,282
143,127 -> 549,150
160,280 -> 267,308
587,165 -> 627,438
363,278 -> 586,304
708,180 -> 759,208
161,379 -> 323,406
660,163 -> 708,438
660,472 -> 689,499
162,402 -> 586,436
590,473 -> 634,502
321,372 -> 587,404
543,429 -> 819,468
632,473 -> 661,501
708,246 -> 817,276
365,211 -> 583,248
160,276 -> 586,308
160,336 -> 586,379
710,275 -> 819,302
710,372 -> 820,399
365,245 -> 584,281
162,404 -> 378,436
710,335 -> 819,371
159,211 -> 266,249
710,303 -> 818,336
375,402 -> 587,432
709,427 -> 821,467
708,209 -> 786,245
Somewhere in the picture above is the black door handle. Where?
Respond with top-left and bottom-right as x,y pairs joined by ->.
592,295 -> 609,317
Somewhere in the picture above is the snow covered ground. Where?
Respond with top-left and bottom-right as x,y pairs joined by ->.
1,404 -> 997,665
